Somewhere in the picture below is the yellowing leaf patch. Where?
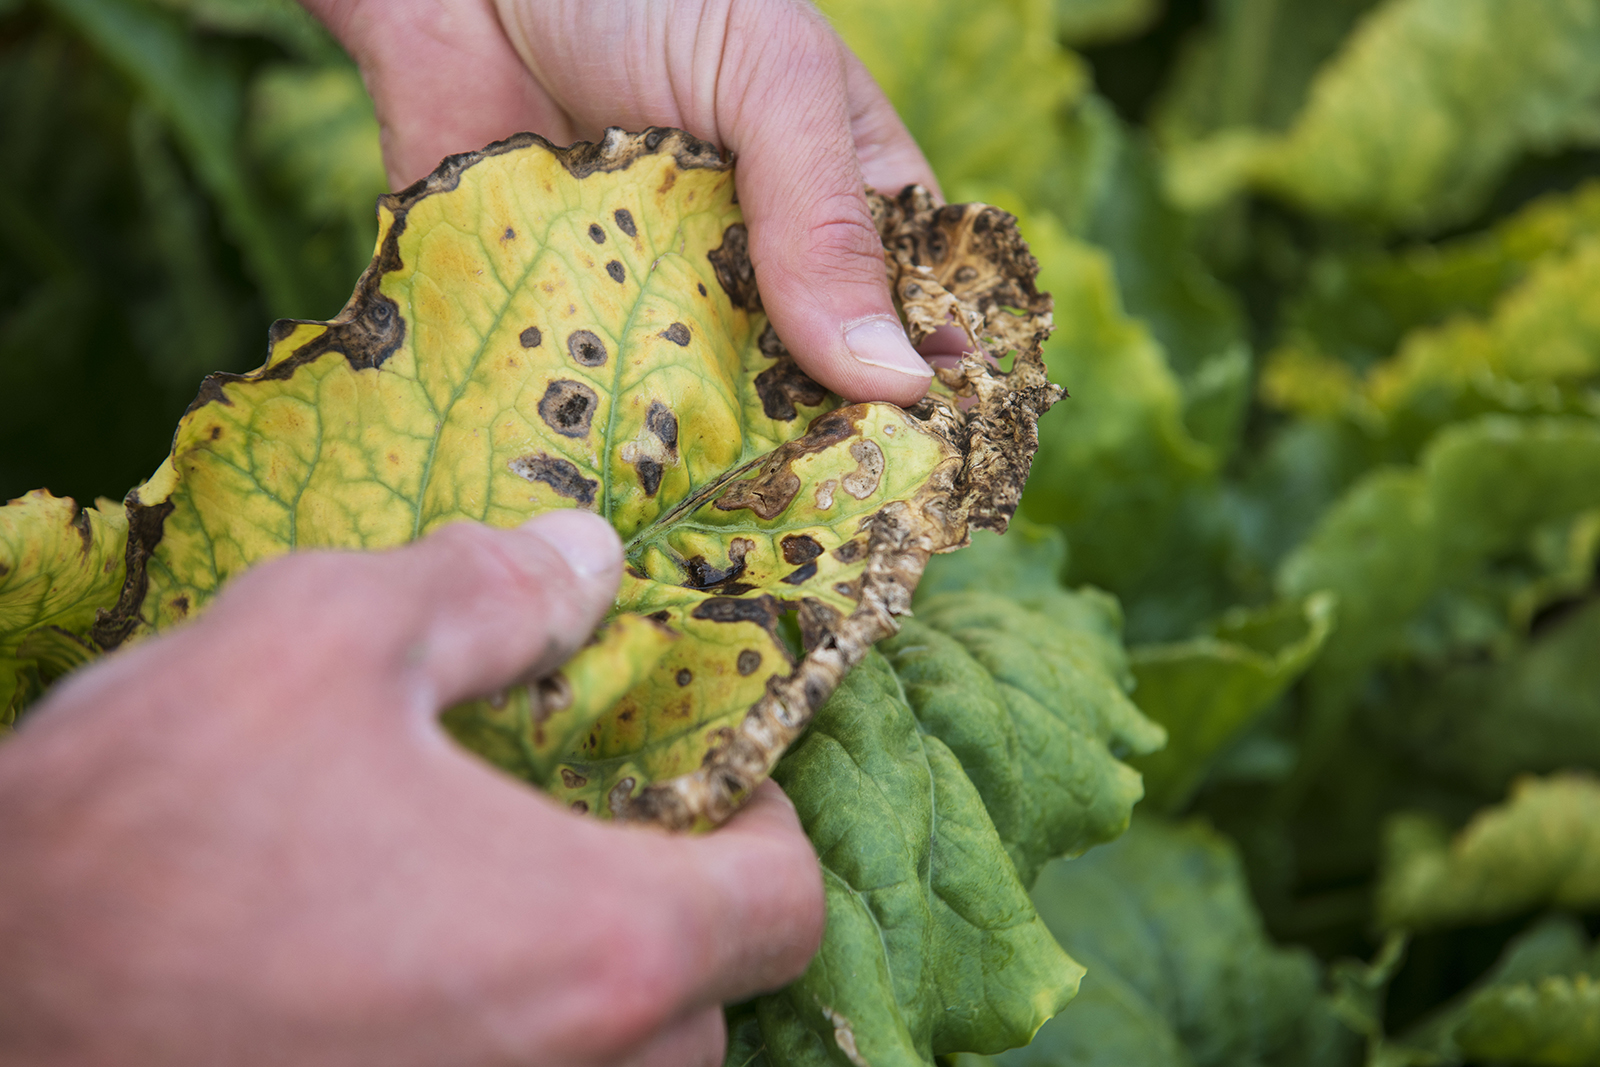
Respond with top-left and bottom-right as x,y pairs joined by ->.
85,128 -> 1059,828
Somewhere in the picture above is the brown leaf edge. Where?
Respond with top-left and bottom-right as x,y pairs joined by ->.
617,186 -> 1062,829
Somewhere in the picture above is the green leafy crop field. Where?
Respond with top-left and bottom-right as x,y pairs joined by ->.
4,0 -> 1600,1064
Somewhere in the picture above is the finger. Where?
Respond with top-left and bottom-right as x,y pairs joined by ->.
675,780 -> 825,1006
615,1006 -> 726,1067
209,510 -> 622,711
304,0 -> 576,188
843,50 -> 942,200
719,2 -> 934,405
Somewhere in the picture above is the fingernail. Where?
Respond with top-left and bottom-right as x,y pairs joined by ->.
844,318 -> 934,379
520,509 -> 621,580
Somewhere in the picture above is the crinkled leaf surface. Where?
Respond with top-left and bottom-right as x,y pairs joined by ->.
90,128 -> 1059,830
959,817 -> 1354,1067
1378,773 -> 1600,931
743,582 -> 1163,1067
0,491 -> 127,726
1165,0 -> 1600,231
1128,593 -> 1335,812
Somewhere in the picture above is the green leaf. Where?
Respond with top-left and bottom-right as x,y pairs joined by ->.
1128,592 -> 1335,812
917,518 -> 1068,603
754,632 -> 1155,1066
820,0 -> 1117,232
144,0 -> 341,62
85,130 -> 1059,829
1264,227 -> 1600,461
1279,416 -> 1600,705
1456,974 -> 1600,1066
1055,0 -> 1162,47
1272,178 -> 1600,375
42,0 -> 313,313
883,590 -> 1165,886
1357,597 -> 1600,797
1164,0 -> 1600,231
967,817 -> 1355,1067
0,491 -> 127,726
1378,773 -> 1600,931
1016,209 -> 1216,603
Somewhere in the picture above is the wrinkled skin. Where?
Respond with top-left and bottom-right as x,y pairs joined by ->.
0,513 -> 823,1065
305,0 -> 974,403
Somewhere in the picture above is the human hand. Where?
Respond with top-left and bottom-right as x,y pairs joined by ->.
0,512 -> 824,1066
303,0 -> 962,406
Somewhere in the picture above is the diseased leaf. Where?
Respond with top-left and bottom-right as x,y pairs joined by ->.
85,129 -> 1059,829
963,817 -> 1354,1067
0,491 -> 127,726
1129,593 -> 1335,812
1165,0 -> 1600,231
1378,773 -> 1600,931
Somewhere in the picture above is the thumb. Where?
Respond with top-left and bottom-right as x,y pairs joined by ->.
720,3 -> 934,406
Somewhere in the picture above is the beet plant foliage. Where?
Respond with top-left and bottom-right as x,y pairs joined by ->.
7,0 -> 1600,1064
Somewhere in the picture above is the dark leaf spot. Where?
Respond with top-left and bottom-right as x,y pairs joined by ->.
649,610 -> 672,623
209,425 -> 223,441
737,649 -> 762,675
832,539 -> 866,563
560,768 -> 588,788
659,322 -> 691,346
588,223 -> 606,243
509,454 -> 598,507
693,596 -> 777,626
753,326 -> 827,420
169,596 -> 189,618
519,325 -> 543,348
780,561 -> 818,585
503,226 -> 516,241
645,129 -> 665,150
570,800 -> 589,814
537,379 -> 598,437
567,330 -> 607,366
781,535 -> 823,564
707,223 -> 761,310
676,669 -> 692,687
614,208 -> 636,237
636,457 -> 663,496
646,401 -> 679,452
606,260 -> 626,284
698,282 -> 707,296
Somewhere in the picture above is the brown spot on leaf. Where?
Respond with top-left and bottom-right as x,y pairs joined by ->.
781,562 -> 818,585
560,768 -> 588,788
169,596 -> 189,619
538,379 -> 598,437
693,596 -> 778,626
781,535 -> 823,564
571,800 -> 589,814
509,454 -> 598,507
209,425 -> 223,441
588,223 -> 606,243
636,458 -> 663,496
683,538 -> 753,590
676,669 -> 692,687
614,208 -> 637,237
567,330 -> 607,366
519,326 -> 542,348
698,282 -> 707,296
714,468 -> 800,520
645,401 -> 678,453
753,326 -> 828,421
659,322 -> 691,346
707,223 -> 761,311
606,260 -> 626,284
658,168 -> 677,194
841,440 -> 885,499
503,226 -> 515,241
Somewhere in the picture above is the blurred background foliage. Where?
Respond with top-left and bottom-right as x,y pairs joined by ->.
5,0 -> 1600,1062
